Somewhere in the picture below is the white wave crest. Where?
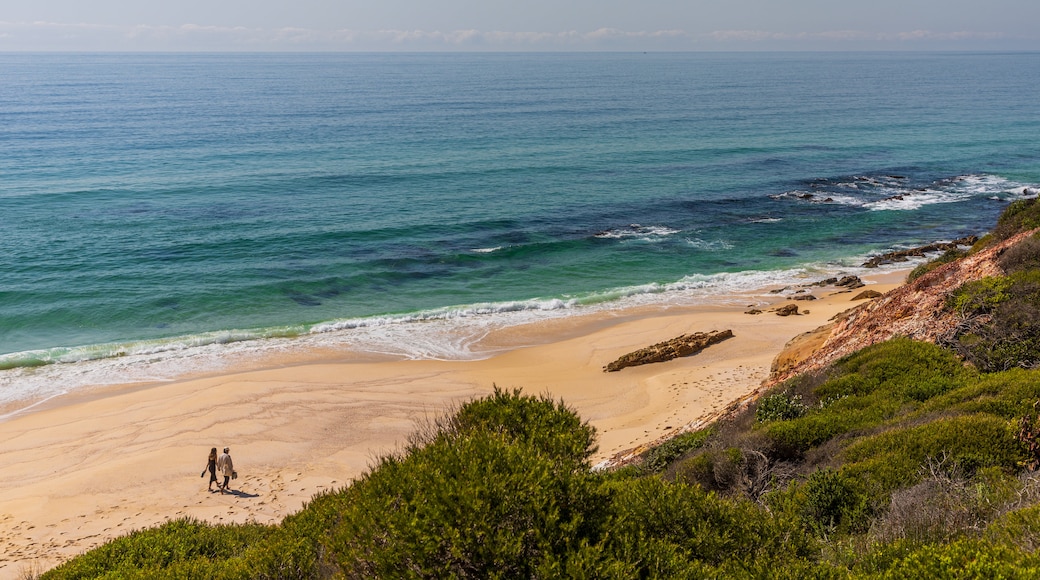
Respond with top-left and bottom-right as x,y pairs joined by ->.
774,174 -> 1038,212
686,238 -> 734,251
0,257 -> 927,419
594,224 -> 681,241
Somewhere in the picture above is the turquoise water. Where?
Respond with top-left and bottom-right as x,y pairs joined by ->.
2,52 -> 1039,408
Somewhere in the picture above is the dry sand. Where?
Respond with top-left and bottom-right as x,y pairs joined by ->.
0,272 -> 905,576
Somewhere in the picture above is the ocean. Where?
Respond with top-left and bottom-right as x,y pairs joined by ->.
2,51 -> 1039,413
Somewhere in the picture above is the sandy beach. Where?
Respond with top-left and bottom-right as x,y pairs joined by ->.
0,272 -> 904,576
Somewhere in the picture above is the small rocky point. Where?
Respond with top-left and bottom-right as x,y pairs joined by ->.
768,229 -> 1038,386
604,329 -> 734,372
861,236 -> 978,268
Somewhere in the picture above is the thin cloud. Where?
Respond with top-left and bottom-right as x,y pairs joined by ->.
0,20 -> 1033,51
707,28 -> 1020,44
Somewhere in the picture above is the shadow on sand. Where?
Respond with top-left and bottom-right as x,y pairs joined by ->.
210,488 -> 259,498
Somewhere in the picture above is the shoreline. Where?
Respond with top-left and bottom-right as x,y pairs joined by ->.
0,269 -> 907,575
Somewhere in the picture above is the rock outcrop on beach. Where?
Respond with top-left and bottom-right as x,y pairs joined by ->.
604,330 -> 733,372
773,304 -> 801,316
851,289 -> 884,300
768,229 -> 1038,385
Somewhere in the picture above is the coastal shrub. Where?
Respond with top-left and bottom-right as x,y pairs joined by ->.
765,468 -> 873,538
601,477 -> 815,574
986,503 -> 1040,552
315,389 -> 614,578
842,414 -> 1025,500
42,518 -> 273,579
763,412 -> 866,459
759,340 -> 974,460
325,430 -> 611,578
675,453 -> 717,489
873,458 -> 1021,544
641,427 -> 712,473
673,447 -> 744,494
823,338 -> 969,396
756,392 -> 808,422
671,442 -> 781,500
801,468 -> 873,535
992,197 -> 1040,242
438,386 -> 598,466
875,537 -> 1040,579
915,368 -> 1040,420
949,275 -> 1014,315
998,234 -> 1040,274
948,271 -> 1040,371
809,339 -> 967,410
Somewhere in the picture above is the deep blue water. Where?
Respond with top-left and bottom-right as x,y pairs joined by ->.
2,52 -> 1039,407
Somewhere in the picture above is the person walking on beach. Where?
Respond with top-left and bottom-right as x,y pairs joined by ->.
216,447 -> 235,494
202,447 -> 218,491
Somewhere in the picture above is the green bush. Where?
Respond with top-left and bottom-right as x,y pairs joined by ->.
842,414 -> 1026,498
763,410 -> 872,459
877,538 -> 1040,579
444,387 -> 598,465
948,271 -> 1040,371
318,389 -> 610,578
825,338 -> 970,395
987,503 -> 1040,552
756,392 -> 808,423
42,518 -> 273,579
758,340 -> 972,460
949,275 -> 1015,316
642,427 -> 712,473
801,468 -> 873,535
998,234 -> 1040,274
601,477 -> 816,574
916,369 -> 1040,420
326,430 -> 610,578
672,447 -> 747,494
992,197 -> 1040,242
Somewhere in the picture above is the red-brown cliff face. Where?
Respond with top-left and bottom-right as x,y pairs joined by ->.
767,228 -> 1040,386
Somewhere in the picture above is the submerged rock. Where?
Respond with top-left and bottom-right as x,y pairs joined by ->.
604,330 -> 734,372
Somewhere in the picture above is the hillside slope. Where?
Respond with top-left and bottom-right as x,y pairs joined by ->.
770,228 -> 1040,386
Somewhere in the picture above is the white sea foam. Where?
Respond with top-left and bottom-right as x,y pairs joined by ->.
772,174 -> 1038,212
0,259 -> 904,418
686,238 -> 734,251
594,224 -> 681,242
471,246 -> 502,253
864,188 -> 965,211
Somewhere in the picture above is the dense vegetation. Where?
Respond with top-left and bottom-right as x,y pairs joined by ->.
39,199 -> 1040,579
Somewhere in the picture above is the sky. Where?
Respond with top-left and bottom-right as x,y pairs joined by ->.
2,0 -> 1039,52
